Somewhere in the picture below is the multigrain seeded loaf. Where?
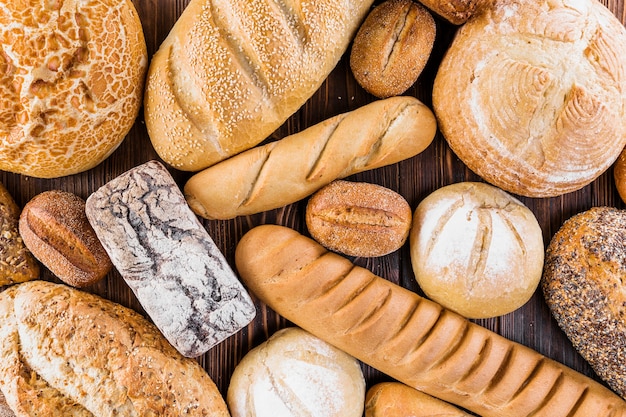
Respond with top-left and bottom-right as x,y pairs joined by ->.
144,0 -> 374,171
542,207 -> 626,399
0,280 -> 230,416
86,161 -> 256,358
235,225 -> 626,417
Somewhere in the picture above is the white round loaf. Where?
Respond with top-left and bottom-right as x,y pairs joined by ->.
227,327 -> 365,417
409,182 -> 544,319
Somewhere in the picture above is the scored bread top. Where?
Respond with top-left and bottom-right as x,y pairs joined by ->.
433,0 -> 626,197
144,0 -> 375,172
0,0 -> 147,178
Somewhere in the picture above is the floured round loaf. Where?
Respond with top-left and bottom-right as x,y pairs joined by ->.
0,0 -> 147,178
227,327 -> 365,417
542,207 -> 626,398
144,0 -> 374,172
410,182 -> 544,319
433,0 -> 626,197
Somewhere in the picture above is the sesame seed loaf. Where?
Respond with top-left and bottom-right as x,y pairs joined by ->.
0,280 -> 230,416
542,206 -> 626,399
143,0 -> 374,172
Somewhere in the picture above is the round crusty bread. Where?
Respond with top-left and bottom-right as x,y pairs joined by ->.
542,206 -> 626,398
433,0 -> 626,198
410,182 -> 544,319
0,0 -> 147,178
227,327 -> 366,417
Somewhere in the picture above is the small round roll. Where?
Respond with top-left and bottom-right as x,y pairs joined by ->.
365,382 -> 472,417
227,327 -> 366,417
410,182 -> 544,319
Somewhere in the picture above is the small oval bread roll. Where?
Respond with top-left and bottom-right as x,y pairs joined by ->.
433,0 -> 626,197
0,0 -> 147,178
542,207 -> 626,398
365,382 -> 472,417
227,327 -> 365,417
410,182 -> 544,319
350,0 -> 436,98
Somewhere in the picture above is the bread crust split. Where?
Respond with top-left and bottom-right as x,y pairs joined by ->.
235,224 -> 626,417
184,96 -> 437,220
144,0 -> 375,172
0,0 -> 147,178
0,280 -> 230,416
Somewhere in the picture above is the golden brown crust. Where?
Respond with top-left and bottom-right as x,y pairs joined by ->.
235,225 -> 626,417
418,0 -> 485,25
306,180 -> 412,257
144,0 -> 375,172
433,0 -> 626,197
350,0 -> 436,98
410,182 -> 544,319
614,148 -> 626,204
19,191 -> 112,288
0,0 -> 147,178
542,206 -> 626,398
365,382 -> 471,417
0,280 -> 230,416
0,184 -> 39,286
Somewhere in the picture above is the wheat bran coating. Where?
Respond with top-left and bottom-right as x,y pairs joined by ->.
542,206 -> 626,398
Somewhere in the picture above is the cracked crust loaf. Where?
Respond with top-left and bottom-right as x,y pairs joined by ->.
0,280 -> 230,416
0,0 -> 147,178
542,206 -> 626,399
433,0 -> 626,197
143,0 -> 374,172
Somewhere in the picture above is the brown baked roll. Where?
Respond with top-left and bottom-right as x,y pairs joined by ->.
0,0 -> 147,178
227,327 -> 366,417
0,183 -> 39,286
433,0 -> 626,197
0,280 -> 230,416
542,206 -> 626,398
350,0 -> 436,98
614,147 -> 626,204
19,191 -> 112,288
410,182 -> 544,319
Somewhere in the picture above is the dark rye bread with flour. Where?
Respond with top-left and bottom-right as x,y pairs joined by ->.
543,206 -> 626,399
0,280 -> 229,416
85,161 -> 256,358
235,224 -> 626,417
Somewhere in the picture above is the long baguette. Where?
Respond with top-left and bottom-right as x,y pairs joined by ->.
184,96 -> 437,220
234,224 -> 626,417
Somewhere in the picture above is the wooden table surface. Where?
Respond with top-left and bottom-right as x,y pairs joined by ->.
3,0 -> 625,412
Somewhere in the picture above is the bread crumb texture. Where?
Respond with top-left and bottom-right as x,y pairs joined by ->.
433,0 -> 626,197
543,206 -> 626,399
0,0 -> 147,178
0,280 -> 230,416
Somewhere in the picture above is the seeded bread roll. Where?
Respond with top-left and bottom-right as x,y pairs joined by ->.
227,327 -> 366,417
433,0 -> 626,197
542,207 -> 626,399
144,0 -> 374,172
0,0 -> 147,178
0,280 -> 230,416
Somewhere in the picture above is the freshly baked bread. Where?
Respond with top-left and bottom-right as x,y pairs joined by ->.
235,224 -> 626,417
0,0 -> 147,178
306,180 -> 412,257
0,280 -> 230,416
417,0 -> 485,24
227,327 -> 366,417
350,0 -> 436,98
433,0 -> 626,197
144,0 -> 374,172
19,191 -> 112,288
614,148 -> 626,204
365,382 -> 471,417
0,390 -> 14,417
410,182 -> 544,318
0,184 -> 39,286
184,96 -> 437,220
542,207 -> 626,398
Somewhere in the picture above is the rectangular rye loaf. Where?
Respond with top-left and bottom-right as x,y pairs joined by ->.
85,160 -> 256,357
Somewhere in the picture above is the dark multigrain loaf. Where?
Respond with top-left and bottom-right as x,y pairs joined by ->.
542,206 -> 626,398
